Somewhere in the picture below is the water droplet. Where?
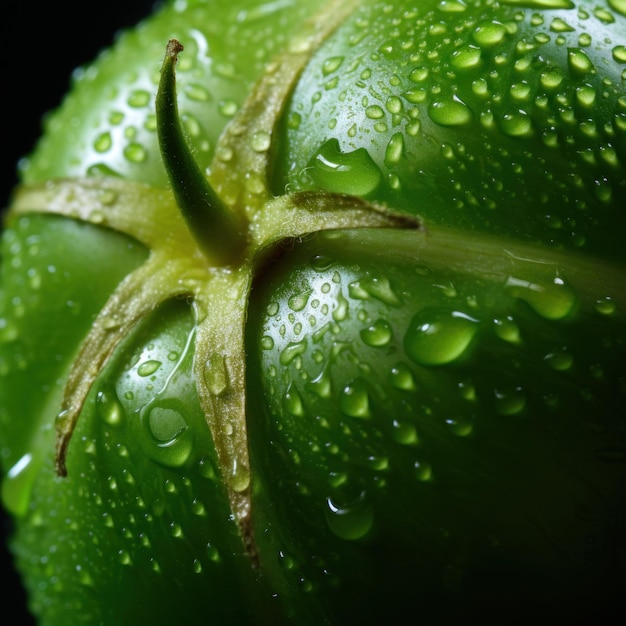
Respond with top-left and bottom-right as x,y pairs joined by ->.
340,378 -> 371,418
392,419 -> 419,445
384,132 -> 405,166
494,387 -> 526,415
284,383 -> 305,416
505,276 -> 576,320
389,363 -> 416,391
451,45 -> 482,69
218,99 -> 238,117
500,110 -> 533,137
445,415 -> 474,436
348,276 -> 401,306
428,96 -> 473,126
544,347 -> 573,371
613,45 -> 626,63
140,401 -> 193,468
185,83 -> 211,102
96,388 -> 123,426
493,316 -> 521,344
128,89 -> 151,108
405,309 -> 479,366
568,48 -> 594,76
307,363 -> 333,398
360,319 -> 393,347
325,491 -> 374,540
473,21 -> 508,46
414,459 -> 433,481
137,360 -> 162,377
305,139 -> 382,196
1,453 -> 35,516
322,56 -> 344,76
594,296 -> 616,316
251,130 -> 271,153
123,142 -> 147,163
280,341 -> 307,366
608,0 -> 626,17
94,131 -> 112,153
204,353 -> 229,396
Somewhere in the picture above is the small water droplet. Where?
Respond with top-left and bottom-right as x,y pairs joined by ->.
140,401 -> 193,468
251,130 -> 271,153
544,347 -> 573,371
325,491 -> 374,540
123,143 -> 147,163
360,319 -> 393,347
613,45 -> 626,63
280,341 -> 307,366
405,309 -> 479,366
392,420 -> 419,445
493,316 -> 521,344
96,388 -> 123,426
137,360 -> 162,377
94,131 -> 112,153
389,363 -> 416,391
127,89 -> 151,108
204,353 -> 229,396
284,383 -> 305,416
594,296 -> 616,316
414,459 -> 433,481
322,56 -> 344,76
494,386 -> 526,415
340,378 -> 371,418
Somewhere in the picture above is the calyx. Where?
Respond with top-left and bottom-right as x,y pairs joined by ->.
10,0 -> 419,557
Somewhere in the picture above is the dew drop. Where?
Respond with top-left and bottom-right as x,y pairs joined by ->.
473,21 -> 508,46
384,132 -> 405,166
505,276 -> 576,320
493,316 -> 521,344
137,360 -> 162,377
340,378 -> 371,418
306,139 -> 382,196
360,319 -> 393,347
123,143 -> 147,163
1,453 -> 35,517
127,89 -> 151,108
140,402 -> 193,468
322,56 -> 344,75
567,48 -> 594,76
500,110 -> 533,137
445,415 -> 474,436
325,491 -> 374,540
392,420 -> 419,445
428,96 -> 473,126
405,309 -> 479,366
414,459 -> 433,481
544,347 -> 573,371
251,130 -> 271,153
450,45 -> 482,70
608,0 -> 626,17
280,341 -> 307,366
96,388 -> 123,426
613,45 -> 626,63
284,383 -> 305,416
594,296 -> 616,315
306,364 -> 332,398
94,131 -> 112,153
389,363 -> 416,391
494,387 -> 526,416
204,353 -> 229,396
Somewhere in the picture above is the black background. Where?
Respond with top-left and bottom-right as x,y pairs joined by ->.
2,2 -> 157,623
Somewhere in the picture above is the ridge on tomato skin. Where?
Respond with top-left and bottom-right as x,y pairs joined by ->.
1,0 -> 626,624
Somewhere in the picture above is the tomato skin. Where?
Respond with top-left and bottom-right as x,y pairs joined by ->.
1,0 -> 625,624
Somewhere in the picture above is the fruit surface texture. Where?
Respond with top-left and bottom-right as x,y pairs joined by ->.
1,0 -> 625,624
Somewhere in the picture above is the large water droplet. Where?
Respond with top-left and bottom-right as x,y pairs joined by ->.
140,401 -> 193,468
428,96 -> 474,126
405,309 -> 479,366
505,276 -> 576,320
204,353 -> 229,396
305,139 -> 382,196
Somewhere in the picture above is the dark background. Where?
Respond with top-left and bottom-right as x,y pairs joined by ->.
2,2 -> 157,622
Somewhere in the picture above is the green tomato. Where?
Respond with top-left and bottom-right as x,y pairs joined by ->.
1,0 -> 625,624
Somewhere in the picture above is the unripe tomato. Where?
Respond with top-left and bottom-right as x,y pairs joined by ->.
1,1 -> 625,624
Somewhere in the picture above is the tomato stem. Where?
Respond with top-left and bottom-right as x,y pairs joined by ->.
156,39 -> 246,265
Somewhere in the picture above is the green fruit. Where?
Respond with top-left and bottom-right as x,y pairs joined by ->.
1,0 -> 625,624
